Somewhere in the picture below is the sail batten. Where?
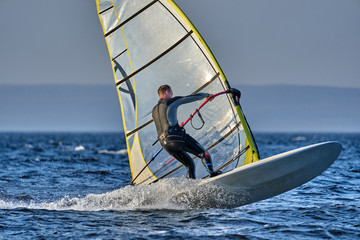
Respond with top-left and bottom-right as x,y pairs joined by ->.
126,119 -> 153,137
99,5 -> 113,15
96,0 -> 259,185
104,0 -> 159,37
112,49 -> 128,61
116,30 -> 193,87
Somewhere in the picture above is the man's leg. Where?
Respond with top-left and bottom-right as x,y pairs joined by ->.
161,135 -> 196,179
171,151 -> 196,179
182,135 -> 219,177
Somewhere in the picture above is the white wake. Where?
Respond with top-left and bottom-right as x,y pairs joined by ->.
0,178 -> 247,211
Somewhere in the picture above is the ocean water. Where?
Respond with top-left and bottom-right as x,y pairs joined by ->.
0,132 -> 358,239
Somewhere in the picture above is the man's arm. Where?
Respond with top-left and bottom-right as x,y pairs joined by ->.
172,93 -> 210,107
167,93 -> 210,126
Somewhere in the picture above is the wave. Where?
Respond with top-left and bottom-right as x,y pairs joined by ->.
97,149 -> 127,155
74,145 -> 85,151
0,178 -> 248,211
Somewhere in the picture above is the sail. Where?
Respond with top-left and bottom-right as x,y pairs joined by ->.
95,0 -> 259,185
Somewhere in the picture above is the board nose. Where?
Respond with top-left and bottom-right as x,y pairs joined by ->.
327,141 -> 342,158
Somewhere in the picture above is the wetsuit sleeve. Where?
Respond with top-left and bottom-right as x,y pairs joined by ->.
167,93 -> 210,126
171,93 -> 209,106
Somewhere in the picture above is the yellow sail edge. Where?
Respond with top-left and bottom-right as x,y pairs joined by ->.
108,0 -> 154,183
95,0 -> 157,182
95,1 -> 134,177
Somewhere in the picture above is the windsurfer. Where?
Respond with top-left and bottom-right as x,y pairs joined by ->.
152,85 -> 221,179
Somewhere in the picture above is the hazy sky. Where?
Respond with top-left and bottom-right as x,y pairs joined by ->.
0,0 -> 359,88
0,0 -> 359,132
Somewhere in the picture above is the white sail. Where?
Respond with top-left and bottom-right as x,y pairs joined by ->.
95,0 -> 259,185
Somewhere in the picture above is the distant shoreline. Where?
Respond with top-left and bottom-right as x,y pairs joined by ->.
1,84 -> 359,132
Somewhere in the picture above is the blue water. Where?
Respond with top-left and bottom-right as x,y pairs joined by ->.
0,132 -> 359,239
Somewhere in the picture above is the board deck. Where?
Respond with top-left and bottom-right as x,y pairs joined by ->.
173,141 -> 342,208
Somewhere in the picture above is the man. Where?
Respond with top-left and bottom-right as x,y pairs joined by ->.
152,84 -> 221,179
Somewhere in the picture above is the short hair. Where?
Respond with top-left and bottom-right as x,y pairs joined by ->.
158,85 -> 171,96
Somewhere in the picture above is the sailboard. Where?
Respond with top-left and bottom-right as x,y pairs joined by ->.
95,0 -> 342,207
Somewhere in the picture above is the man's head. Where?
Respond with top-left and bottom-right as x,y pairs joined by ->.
158,85 -> 173,99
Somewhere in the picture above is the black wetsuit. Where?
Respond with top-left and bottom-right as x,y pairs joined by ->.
152,93 -> 216,179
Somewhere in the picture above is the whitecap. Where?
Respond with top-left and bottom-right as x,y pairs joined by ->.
74,145 -> 85,151
97,149 -> 127,155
